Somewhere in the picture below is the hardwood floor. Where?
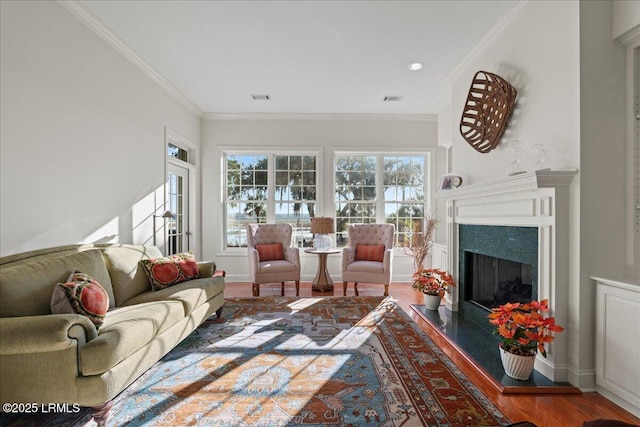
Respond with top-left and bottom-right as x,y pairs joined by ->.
224,281 -> 640,427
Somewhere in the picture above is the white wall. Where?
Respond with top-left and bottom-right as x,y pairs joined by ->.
451,2 -> 580,183
579,0 -> 629,382
446,0 -> 632,390
613,0 -> 640,39
201,117 -> 441,282
0,1 -> 201,256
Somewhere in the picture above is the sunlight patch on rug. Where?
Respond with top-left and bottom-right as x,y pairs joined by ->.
96,296 -> 511,426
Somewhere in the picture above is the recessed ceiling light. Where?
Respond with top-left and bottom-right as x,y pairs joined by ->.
251,94 -> 270,100
408,62 -> 423,71
383,96 -> 403,102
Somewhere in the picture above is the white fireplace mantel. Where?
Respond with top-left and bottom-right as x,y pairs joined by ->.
439,169 -> 578,383
435,169 -> 578,201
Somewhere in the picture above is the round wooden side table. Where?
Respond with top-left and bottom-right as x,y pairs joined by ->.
304,248 -> 341,292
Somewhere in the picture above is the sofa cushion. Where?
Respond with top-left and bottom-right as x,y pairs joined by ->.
140,251 -> 200,291
79,300 -> 185,375
101,245 -> 163,306
256,243 -> 284,261
355,244 -> 385,262
121,276 -> 225,315
0,249 -> 114,317
51,271 -> 109,329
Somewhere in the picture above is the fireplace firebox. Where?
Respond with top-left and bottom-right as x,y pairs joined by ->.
465,252 -> 533,311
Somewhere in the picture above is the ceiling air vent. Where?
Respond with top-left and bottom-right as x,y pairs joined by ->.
251,94 -> 270,100
383,96 -> 403,102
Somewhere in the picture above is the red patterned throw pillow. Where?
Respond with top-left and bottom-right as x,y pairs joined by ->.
256,243 -> 284,261
140,251 -> 200,291
51,270 -> 110,329
355,244 -> 385,262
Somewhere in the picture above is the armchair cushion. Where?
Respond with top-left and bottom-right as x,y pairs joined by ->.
355,244 -> 385,262
256,243 -> 285,261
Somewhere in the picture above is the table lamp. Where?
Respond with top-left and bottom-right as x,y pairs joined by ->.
311,217 -> 334,250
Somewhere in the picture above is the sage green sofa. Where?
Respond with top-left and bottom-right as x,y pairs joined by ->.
0,244 -> 225,425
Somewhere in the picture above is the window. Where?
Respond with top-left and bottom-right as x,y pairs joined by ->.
335,155 -> 377,245
334,153 -> 428,247
168,143 -> 188,162
383,155 -> 425,247
224,152 -> 318,248
274,155 -> 317,247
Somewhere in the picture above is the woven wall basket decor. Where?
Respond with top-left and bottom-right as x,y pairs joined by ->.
459,71 -> 518,153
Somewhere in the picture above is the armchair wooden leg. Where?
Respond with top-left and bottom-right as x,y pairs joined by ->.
384,284 -> 389,296
343,281 -> 348,296
253,283 -> 260,297
354,283 -> 359,296
281,282 -> 285,296
295,280 -> 300,296
215,306 -> 223,318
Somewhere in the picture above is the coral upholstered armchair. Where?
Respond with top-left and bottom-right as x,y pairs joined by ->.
342,223 -> 395,296
246,223 -> 301,296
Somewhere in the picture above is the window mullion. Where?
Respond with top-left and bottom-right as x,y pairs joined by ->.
267,154 -> 276,223
376,154 -> 385,223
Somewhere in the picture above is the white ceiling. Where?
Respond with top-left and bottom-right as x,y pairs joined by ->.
79,0 -> 515,116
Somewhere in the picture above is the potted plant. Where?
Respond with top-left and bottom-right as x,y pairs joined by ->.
487,299 -> 564,380
412,268 -> 456,310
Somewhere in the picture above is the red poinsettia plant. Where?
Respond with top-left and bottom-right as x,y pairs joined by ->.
487,299 -> 564,357
412,268 -> 456,297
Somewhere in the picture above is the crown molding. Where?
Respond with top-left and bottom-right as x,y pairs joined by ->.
618,25 -> 640,47
443,0 -> 533,85
202,113 -> 437,122
58,0 -> 202,117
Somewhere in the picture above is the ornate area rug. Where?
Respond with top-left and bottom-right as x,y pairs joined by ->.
2,296 -> 511,426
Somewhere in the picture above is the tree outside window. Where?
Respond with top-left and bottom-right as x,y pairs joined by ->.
224,153 -> 317,248
334,153 -> 427,248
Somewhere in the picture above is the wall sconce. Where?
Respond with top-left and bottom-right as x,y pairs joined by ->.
311,217 -> 334,250
152,210 -> 175,247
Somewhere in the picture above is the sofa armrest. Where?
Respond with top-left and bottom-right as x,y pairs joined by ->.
0,314 -> 97,355
197,261 -> 216,278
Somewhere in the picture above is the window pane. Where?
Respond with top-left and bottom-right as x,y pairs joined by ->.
168,143 -> 188,161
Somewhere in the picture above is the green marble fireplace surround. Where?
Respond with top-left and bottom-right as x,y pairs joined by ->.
458,224 -> 538,332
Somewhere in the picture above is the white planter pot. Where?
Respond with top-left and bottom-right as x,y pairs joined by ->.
423,294 -> 442,311
499,347 -> 536,380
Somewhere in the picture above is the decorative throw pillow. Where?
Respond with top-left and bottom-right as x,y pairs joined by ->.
355,244 -> 385,262
51,270 -> 110,329
255,243 -> 284,261
140,251 -> 200,291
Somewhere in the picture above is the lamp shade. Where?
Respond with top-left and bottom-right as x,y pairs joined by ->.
311,217 -> 334,234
